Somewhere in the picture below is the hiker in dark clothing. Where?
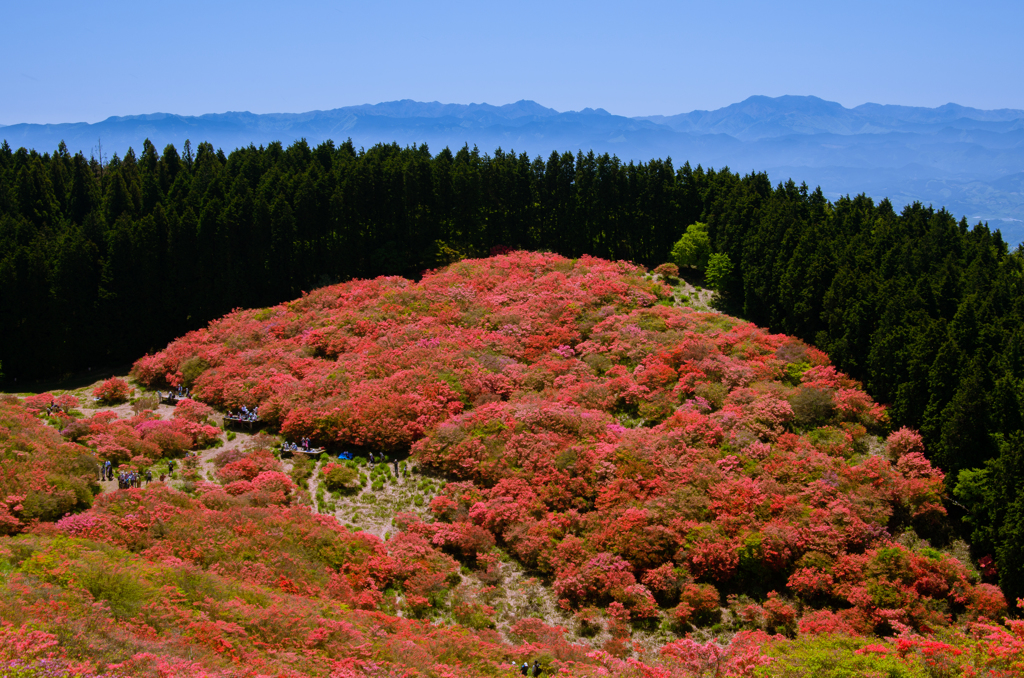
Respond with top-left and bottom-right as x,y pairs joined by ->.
168,460 -> 174,475
369,451 -> 376,465
520,663 -> 529,676
145,470 -> 153,485
532,660 -> 541,676
393,459 -> 399,476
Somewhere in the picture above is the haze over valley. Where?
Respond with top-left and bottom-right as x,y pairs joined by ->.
5,94 -> 1024,244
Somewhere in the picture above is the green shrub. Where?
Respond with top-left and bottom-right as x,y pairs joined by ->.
705,252 -> 734,291
178,356 -> 210,386
789,387 -> 836,428
75,556 -> 150,620
694,382 -> 728,410
289,456 -> 314,485
762,635 -> 931,678
452,601 -> 496,630
671,223 -> 711,270
323,464 -> 359,492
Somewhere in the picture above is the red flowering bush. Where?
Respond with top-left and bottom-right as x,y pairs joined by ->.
660,630 -> 774,677
172,397 -> 215,424
653,262 -> 680,278
250,470 -> 294,495
92,377 -> 133,403
217,448 -> 281,483
135,419 -> 193,455
0,399 -> 99,532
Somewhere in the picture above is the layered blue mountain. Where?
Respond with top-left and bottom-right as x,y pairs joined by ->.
4,96 -> 1023,243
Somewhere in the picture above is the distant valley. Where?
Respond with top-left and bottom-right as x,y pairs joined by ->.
4,95 -> 1024,244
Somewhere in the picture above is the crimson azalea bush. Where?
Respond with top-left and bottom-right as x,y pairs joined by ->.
77,405 -> 219,461
92,377 -> 133,403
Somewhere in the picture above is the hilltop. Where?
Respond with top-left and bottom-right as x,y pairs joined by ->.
1,252 -> 1020,677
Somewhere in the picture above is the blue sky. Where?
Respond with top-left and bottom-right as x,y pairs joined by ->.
4,0 -> 1023,125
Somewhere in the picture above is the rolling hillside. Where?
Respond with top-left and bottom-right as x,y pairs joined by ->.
1,252 -> 1020,677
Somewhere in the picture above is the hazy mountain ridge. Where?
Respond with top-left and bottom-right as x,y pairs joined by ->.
5,95 -> 1024,242
638,95 -> 1024,139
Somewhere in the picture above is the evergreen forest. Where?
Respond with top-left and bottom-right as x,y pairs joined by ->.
2,136 -> 1023,597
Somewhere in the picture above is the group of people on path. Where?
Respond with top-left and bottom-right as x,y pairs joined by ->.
116,469 -> 153,489
157,386 -> 190,402
227,405 -> 259,421
517,660 -> 542,676
368,451 -> 400,476
283,438 -> 315,452
99,459 -> 174,489
100,461 -> 155,489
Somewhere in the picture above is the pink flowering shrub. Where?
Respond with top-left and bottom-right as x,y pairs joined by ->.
172,397 -> 215,425
886,426 -> 926,461
0,399 -> 99,532
92,377 -> 133,403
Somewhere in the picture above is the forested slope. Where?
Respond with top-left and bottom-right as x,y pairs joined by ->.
2,138 -> 1024,597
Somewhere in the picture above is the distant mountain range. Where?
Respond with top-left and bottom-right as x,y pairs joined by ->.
4,95 -> 1023,244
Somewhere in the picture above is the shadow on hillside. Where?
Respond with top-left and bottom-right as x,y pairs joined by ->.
0,363 -> 135,395
676,266 -> 707,288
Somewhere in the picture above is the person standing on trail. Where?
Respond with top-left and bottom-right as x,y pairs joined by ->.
145,470 -> 153,485
532,660 -> 541,676
393,458 -> 399,476
520,662 -> 529,676
168,460 -> 174,475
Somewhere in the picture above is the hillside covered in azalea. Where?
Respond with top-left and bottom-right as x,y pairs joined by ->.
1,252 -> 1021,676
